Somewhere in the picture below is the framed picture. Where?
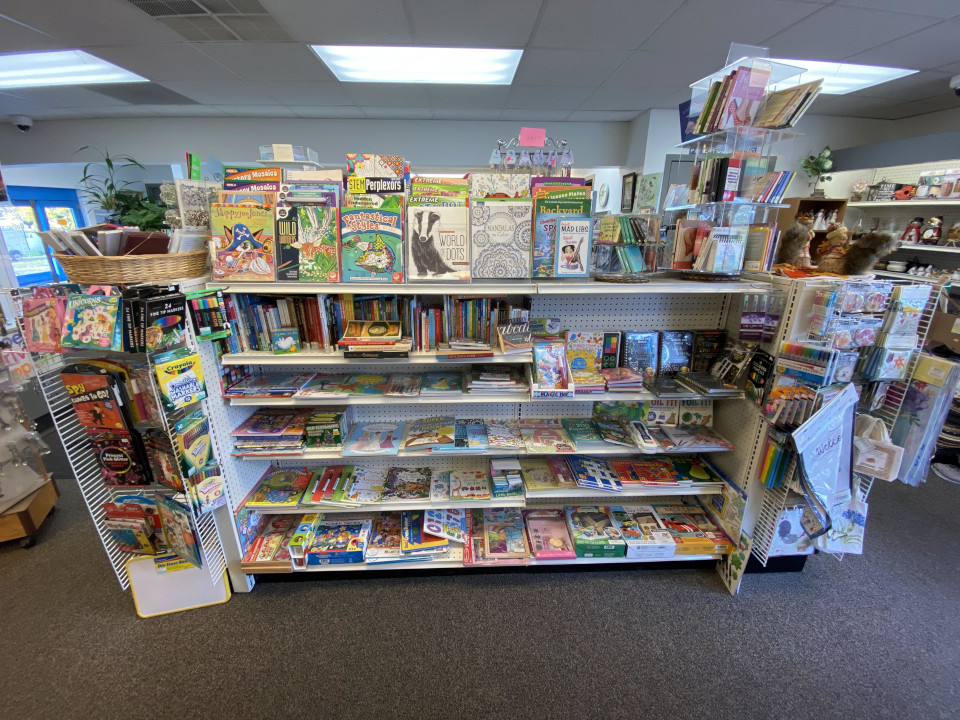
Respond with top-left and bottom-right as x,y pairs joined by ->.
621,172 -> 637,213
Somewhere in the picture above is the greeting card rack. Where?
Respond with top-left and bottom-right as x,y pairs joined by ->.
13,279 -> 228,591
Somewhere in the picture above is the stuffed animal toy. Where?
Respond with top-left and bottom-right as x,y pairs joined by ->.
818,230 -> 898,275
945,222 -> 960,247
774,218 -> 815,267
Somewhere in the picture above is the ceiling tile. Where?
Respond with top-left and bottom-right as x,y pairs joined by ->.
505,85 -> 596,110
246,80 -> 353,105
361,106 -> 434,119
601,51 -> 728,89
406,0 -> 541,46
857,71 -> 954,101
843,21 -> 960,71
161,80 -> 277,104
653,89 -> 697,109
0,0 -> 185,45
640,0 -> 821,54
7,86 -> 131,107
134,104 -> 226,116
938,61 -> 960,75
197,43 -> 334,82
427,85 -> 510,108
532,0 -> 684,50
583,87 -> 670,111
341,83 -> 431,108
85,44 -> 241,83
835,0 -> 960,19
764,6 -> 940,61
0,91 -> 45,114
886,93 -> 960,116
567,110 -> 639,121
513,49 -> 631,87
431,107 -> 502,120
288,105 -> 365,118
499,109 -> 573,121
260,0 -> 412,44
214,105 -> 294,117
806,94 -> 905,118
0,16 -> 60,52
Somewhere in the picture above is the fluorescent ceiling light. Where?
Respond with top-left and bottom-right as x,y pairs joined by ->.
0,50 -> 147,89
767,58 -> 916,95
312,45 -> 522,84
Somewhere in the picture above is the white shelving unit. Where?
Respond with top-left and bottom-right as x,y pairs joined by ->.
847,200 -> 960,208
220,350 -> 532,366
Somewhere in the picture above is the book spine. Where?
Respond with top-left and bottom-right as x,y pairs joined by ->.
343,350 -> 411,359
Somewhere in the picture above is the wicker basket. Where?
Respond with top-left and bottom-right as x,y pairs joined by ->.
53,250 -> 209,284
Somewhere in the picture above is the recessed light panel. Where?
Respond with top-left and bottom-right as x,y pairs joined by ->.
312,45 -> 523,84
767,58 -> 916,95
0,50 -> 148,89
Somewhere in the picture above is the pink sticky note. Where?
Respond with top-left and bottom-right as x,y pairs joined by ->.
519,126 -> 546,147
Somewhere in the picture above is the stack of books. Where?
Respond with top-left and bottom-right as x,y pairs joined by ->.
337,320 -> 411,359
489,457 -> 523,495
465,365 -> 527,396
600,367 -> 645,391
496,323 -> 532,356
231,408 -> 311,457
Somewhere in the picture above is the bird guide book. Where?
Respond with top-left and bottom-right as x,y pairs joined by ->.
210,204 -> 276,282
406,206 -> 470,281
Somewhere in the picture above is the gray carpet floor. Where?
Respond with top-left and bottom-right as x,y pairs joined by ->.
1,435 -> 959,719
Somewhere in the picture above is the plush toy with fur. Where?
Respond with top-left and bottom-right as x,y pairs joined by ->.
818,229 -> 898,275
774,218 -> 815,267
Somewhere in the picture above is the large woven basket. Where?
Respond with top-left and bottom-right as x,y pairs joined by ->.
53,250 -> 209,284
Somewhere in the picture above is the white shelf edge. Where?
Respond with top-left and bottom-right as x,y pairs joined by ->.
221,351 -> 532,366
535,278 -> 770,295
227,393 -> 532,406
233,446 -> 733,462
873,270 -> 944,284
848,199 -> 960,208
288,553 -> 722,573
890,244 -> 960,255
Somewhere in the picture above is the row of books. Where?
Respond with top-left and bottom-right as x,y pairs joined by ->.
241,455 -> 727,512
223,367 -> 527,400
672,221 -> 780,274
231,407 -> 347,457
240,500 -> 734,570
693,63 -> 821,134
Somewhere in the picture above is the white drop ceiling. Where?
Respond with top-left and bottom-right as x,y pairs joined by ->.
0,0 -> 959,122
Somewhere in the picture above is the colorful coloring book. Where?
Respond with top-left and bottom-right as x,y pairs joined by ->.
402,416 -> 456,452
407,206 -> 470,281
59,294 -> 122,351
245,467 -> 311,507
275,204 -> 340,282
210,204 -> 276,281
470,200 -> 532,278
157,494 -> 202,568
22,295 -> 65,353
565,331 -> 604,373
342,421 -> 404,455
340,197 -> 404,283
383,467 -> 432,501
450,469 -> 491,501
91,430 -> 151,486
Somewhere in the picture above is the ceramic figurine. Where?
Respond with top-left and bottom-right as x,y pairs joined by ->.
812,209 -> 828,231
901,217 -> 923,245
920,216 -> 943,245
945,222 -> 960,247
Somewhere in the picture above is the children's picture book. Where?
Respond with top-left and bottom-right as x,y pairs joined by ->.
22,295 -> 65,353
270,327 -> 301,354
384,373 -> 423,397
525,509 -> 577,559
401,510 -> 448,553
534,342 -> 567,389
382,467 -> 431,501
245,466 -> 311,507
340,198 -> 404,283
450,469 -> 492,501
275,204 -> 340,282
424,508 -> 466,543
344,373 -> 389,395
470,200 -> 533,278
365,513 -> 407,563
419,371 -> 463,395
91,430 -> 151,486
157,494 -> 202,568
60,367 -> 128,430
518,457 -> 557,492
305,518 -> 372,565
555,218 -> 591,277
60,294 -> 122,351
566,457 -> 623,492
344,467 -> 386,503
621,331 -> 659,380
560,417 -> 608,451
486,419 -> 525,450
402,416 -> 456,451
520,419 -> 575,453
342,422 -> 404,455
152,348 -> 207,411
174,410 -> 211,477
565,331 -> 604,373
407,205 -> 470,281
210,204 -> 276,281
430,469 -> 451,501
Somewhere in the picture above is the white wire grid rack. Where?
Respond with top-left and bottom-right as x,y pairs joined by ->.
748,276 -> 945,566
20,280 -> 228,591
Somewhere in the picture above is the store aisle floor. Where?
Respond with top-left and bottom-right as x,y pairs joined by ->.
2,458 -> 958,719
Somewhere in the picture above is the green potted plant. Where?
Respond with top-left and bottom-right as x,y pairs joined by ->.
801,146 -> 834,198
76,146 -> 145,223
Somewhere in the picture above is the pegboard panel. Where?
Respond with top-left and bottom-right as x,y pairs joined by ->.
530,293 -> 729,331
525,494 -> 708,509
520,400 -> 595,419
274,454 -> 494,473
711,398 -> 765,492
867,159 -> 960,186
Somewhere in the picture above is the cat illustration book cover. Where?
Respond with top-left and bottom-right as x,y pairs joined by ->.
210,204 -> 276,282
340,196 -> 404,283
407,206 -> 470,281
